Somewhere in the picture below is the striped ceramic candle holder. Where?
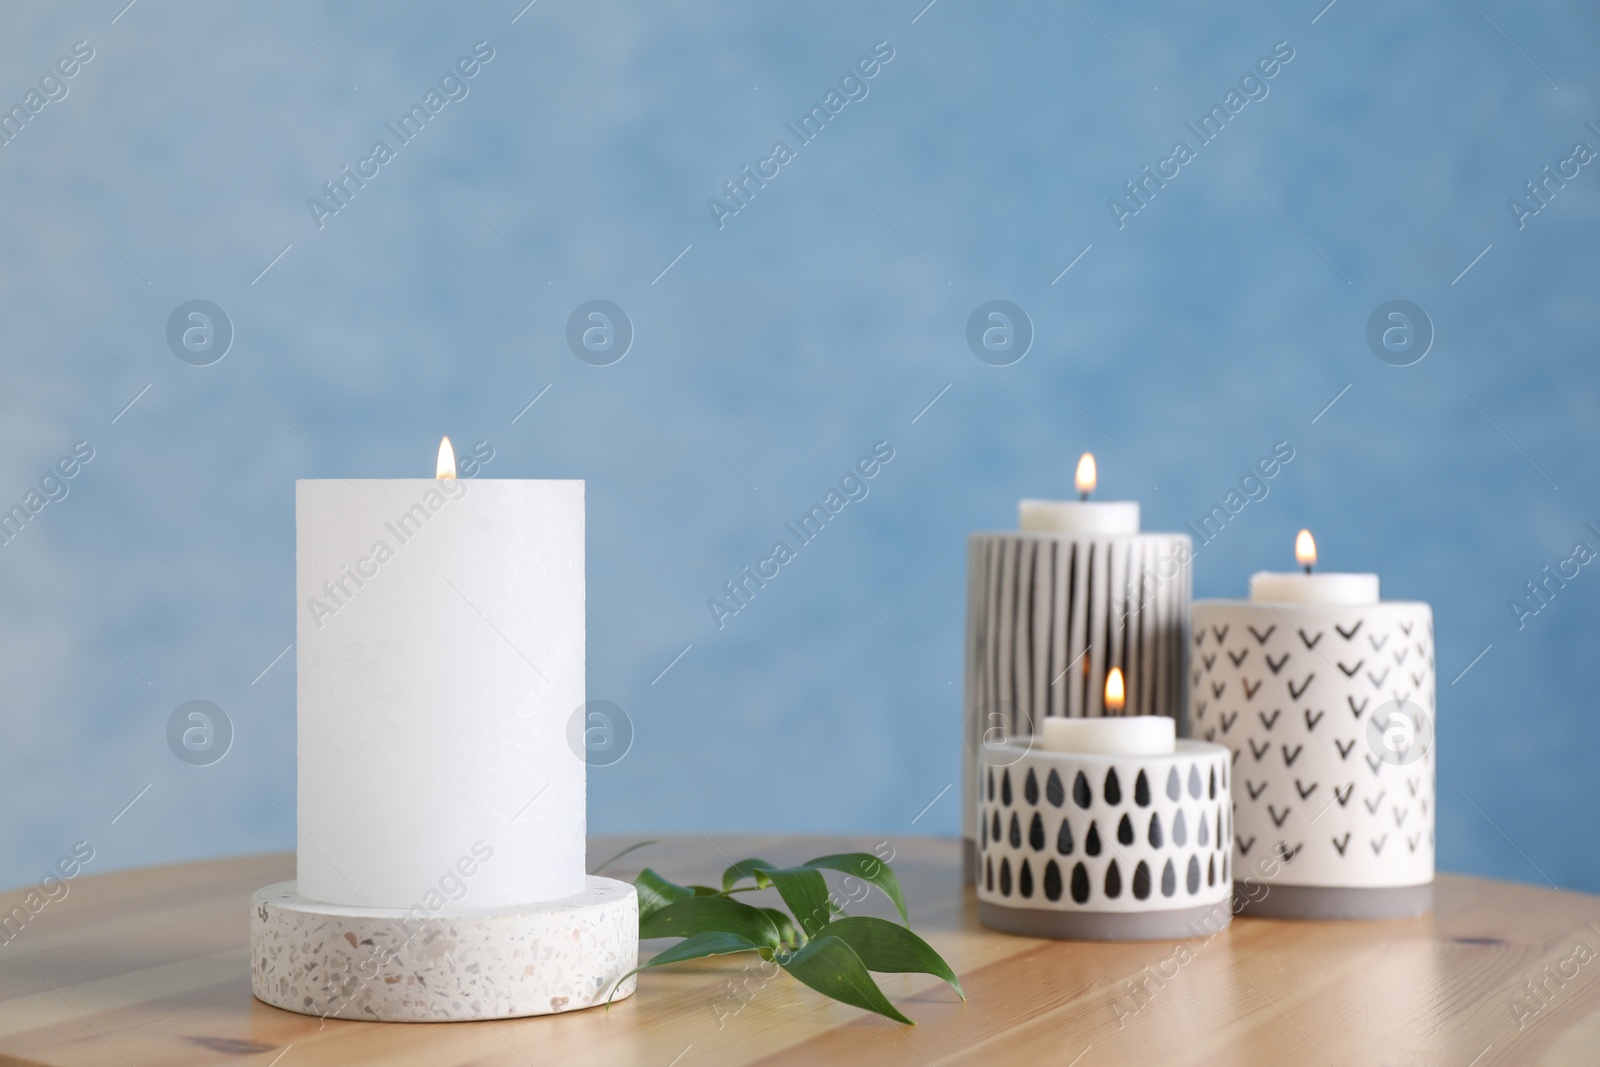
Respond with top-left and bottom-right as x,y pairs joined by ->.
975,739 -> 1233,940
963,530 -> 1192,882
1191,599 -> 1436,919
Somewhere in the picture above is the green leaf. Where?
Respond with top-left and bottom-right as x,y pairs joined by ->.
608,931 -> 763,1006
801,853 -> 909,924
821,915 -> 963,1000
759,907 -> 799,948
777,935 -> 913,1025
758,866 -> 835,939
608,932 -> 763,1008
639,895 -> 781,947
634,868 -> 695,919
721,858 -> 776,891
590,839 -> 659,875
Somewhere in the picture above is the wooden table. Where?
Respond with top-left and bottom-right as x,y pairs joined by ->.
2,836 -> 1598,1066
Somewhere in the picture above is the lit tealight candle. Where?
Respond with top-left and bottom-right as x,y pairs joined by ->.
1019,452 -> 1140,535
1037,668 -> 1176,755
1248,529 -> 1379,606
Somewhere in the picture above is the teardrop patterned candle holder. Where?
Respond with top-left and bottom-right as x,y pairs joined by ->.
963,531 -> 1192,883
976,740 -> 1233,940
1190,600 -> 1436,920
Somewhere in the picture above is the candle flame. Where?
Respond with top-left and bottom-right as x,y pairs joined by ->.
1295,528 -> 1317,570
436,436 -> 457,479
1104,666 -> 1125,714
1075,452 -> 1097,497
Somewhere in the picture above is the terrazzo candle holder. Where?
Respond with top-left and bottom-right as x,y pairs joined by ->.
976,739 -> 1233,940
251,877 -> 637,1022
963,530 -> 1192,883
1191,599 -> 1436,920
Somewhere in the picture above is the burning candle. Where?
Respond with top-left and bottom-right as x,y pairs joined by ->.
1037,667 -> 1176,756
1248,529 -> 1379,606
1018,452 -> 1140,536
295,439 -> 586,910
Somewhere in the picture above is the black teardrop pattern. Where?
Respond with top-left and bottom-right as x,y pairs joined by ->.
979,754 -> 1231,911
1071,862 -> 1090,903
1073,771 -> 1092,809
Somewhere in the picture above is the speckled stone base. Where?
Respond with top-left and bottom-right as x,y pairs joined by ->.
250,876 -> 638,1022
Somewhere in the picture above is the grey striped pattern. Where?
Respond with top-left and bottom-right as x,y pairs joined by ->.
963,532 -> 1193,859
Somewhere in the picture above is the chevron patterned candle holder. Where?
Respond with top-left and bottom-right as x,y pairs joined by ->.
975,739 -> 1232,940
1190,600 -> 1436,920
963,530 -> 1192,884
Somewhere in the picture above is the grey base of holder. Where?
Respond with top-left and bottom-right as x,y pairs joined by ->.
978,900 -> 1231,942
962,837 -> 976,887
1233,881 -> 1433,921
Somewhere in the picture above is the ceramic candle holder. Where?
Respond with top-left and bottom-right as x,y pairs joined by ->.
976,740 -> 1233,940
963,531 -> 1192,882
1190,600 -> 1436,919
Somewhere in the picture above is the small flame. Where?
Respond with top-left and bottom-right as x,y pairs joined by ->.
1104,666 -> 1125,714
436,436 -> 457,479
1075,452 -> 1097,497
1295,528 -> 1317,570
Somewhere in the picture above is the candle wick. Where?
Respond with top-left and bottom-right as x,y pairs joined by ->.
1078,491 -> 1089,502
1303,563 -> 1313,575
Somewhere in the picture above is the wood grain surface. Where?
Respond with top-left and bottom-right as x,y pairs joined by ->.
1,836 -> 1597,1066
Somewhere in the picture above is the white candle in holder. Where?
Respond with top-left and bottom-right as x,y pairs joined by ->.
295,438 -> 586,910
1019,452 -> 1139,535
1248,529 -> 1379,606
1036,668 -> 1176,755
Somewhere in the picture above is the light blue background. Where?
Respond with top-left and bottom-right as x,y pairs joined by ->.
1,1 -> 1597,894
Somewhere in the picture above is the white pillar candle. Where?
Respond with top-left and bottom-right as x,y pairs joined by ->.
1247,529 -> 1378,605
1036,715 -> 1175,756
295,447 -> 585,911
1018,452 -> 1139,535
